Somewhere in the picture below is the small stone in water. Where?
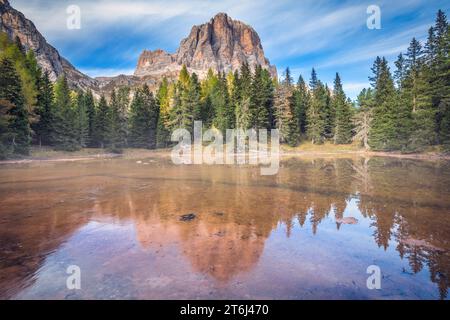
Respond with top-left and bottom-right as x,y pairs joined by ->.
180,213 -> 197,222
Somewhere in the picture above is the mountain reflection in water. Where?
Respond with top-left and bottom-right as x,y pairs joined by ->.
0,156 -> 449,299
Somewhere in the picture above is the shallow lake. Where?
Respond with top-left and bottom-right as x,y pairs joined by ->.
0,155 -> 449,299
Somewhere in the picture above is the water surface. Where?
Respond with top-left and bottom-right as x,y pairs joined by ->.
0,156 -> 449,299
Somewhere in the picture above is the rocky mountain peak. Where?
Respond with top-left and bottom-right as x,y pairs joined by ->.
135,13 -> 277,79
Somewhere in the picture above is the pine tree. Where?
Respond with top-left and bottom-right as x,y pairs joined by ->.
307,81 -> 326,144
93,95 -> 110,148
116,87 -> 130,147
429,10 -> 449,147
249,65 -> 271,130
0,98 -> 14,158
105,87 -> 130,150
309,68 -> 318,91
183,72 -> 201,131
369,57 -> 398,151
156,78 -> 171,148
275,68 -> 298,145
129,85 -> 159,149
332,73 -> 354,144
33,71 -> 54,146
262,69 -> 275,129
438,23 -> 450,150
228,70 -> 241,128
0,32 -> 38,120
211,72 -> 231,133
235,63 -> 252,129
394,53 -> 407,88
169,82 -> 190,131
322,84 -> 335,139
369,56 -> 382,88
74,91 -> 89,148
405,38 -> 424,113
52,76 -> 79,151
293,75 -> 309,135
84,90 -> 96,147
0,57 -> 30,155
192,73 -> 207,125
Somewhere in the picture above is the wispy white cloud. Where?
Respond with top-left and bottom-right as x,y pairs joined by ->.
318,23 -> 432,69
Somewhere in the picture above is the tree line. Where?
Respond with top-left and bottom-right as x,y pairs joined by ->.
0,10 -> 448,159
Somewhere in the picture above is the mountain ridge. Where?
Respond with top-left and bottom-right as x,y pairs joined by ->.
1,1 -> 277,94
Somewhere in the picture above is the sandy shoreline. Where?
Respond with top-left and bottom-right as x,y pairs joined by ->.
1,147 -> 449,165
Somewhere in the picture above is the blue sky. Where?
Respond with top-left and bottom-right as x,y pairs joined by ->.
10,0 -> 450,99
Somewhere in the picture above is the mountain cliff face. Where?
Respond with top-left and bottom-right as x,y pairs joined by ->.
0,0 -> 97,90
134,13 -> 277,79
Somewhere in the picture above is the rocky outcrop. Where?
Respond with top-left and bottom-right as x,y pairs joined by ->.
135,13 -> 277,79
0,0 -> 97,90
134,49 -> 176,77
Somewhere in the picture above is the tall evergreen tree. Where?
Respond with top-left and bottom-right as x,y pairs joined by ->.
75,91 -> 89,148
52,76 -> 79,151
309,68 -> 318,91
32,71 -> 54,146
106,87 -> 129,149
429,10 -> 449,146
332,73 -> 354,144
249,65 -> 272,130
93,95 -> 110,149
129,85 -> 159,149
293,75 -> 309,135
0,98 -> 14,158
84,90 -> 96,147
369,57 -> 399,151
156,78 -> 171,148
211,72 -> 231,133
275,68 -> 298,145
394,53 -> 407,88
261,69 -> 275,129
183,72 -> 201,131
0,57 -> 30,155
405,37 -> 424,113
235,63 -> 252,129
307,81 -> 326,144
322,84 -> 335,139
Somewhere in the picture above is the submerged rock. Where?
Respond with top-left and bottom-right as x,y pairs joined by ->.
336,217 -> 359,225
180,213 -> 197,222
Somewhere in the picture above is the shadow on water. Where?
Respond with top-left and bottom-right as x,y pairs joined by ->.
0,156 -> 449,299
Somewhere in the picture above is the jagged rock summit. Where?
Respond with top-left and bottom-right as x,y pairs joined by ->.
134,13 -> 277,79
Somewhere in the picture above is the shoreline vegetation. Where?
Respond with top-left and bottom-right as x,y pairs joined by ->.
1,144 -> 449,165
